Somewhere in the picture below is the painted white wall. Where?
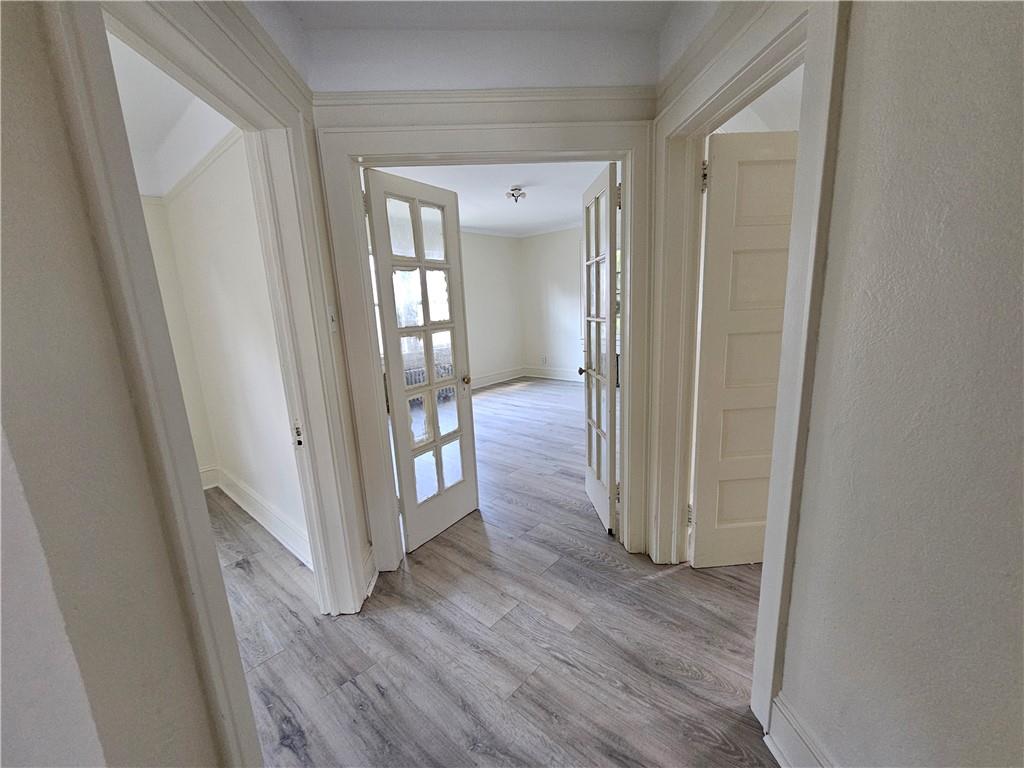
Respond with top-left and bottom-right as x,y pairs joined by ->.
777,4 -> 1023,766
142,197 -> 217,473
462,232 -> 525,387
520,227 -> 585,379
159,133 -> 311,564
2,6 -> 221,761
2,431 -> 106,767
459,228 -> 583,387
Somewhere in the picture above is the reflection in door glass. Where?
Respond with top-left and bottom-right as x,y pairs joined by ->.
425,269 -> 451,322
408,394 -> 432,446
598,191 -> 608,256
386,197 -> 416,258
393,268 -> 424,327
435,385 -> 458,435
414,450 -> 438,502
421,205 -> 446,261
400,334 -> 426,388
441,439 -> 463,488
432,330 -> 454,381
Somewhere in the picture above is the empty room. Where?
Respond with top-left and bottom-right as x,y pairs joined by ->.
3,3 -> 1021,768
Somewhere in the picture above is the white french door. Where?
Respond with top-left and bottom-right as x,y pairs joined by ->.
691,131 -> 798,568
581,164 -> 618,533
365,169 -> 479,552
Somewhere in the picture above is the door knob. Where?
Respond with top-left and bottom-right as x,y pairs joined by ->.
462,375 -> 471,385
578,366 -> 585,376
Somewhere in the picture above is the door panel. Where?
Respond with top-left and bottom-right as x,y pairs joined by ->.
582,164 -> 617,532
365,169 -> 478,552
691,132 -> 797,568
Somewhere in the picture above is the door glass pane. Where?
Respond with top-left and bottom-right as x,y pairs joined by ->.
435,385 -> 458,436
597,435 -> 606,482
587,422 -> 595,465
425,269 -> 451,323
598,191 -> 608,256
599,256 -> 609,318
431,330 -> 454,381
587,321 -> 598,370
595,432 -> 603,481
400,334 -> 426,388
408,394 -> 432,446
422,205 -> 445,261
597,321 -> 607,375
588,203 -> 597,260
594,378 -> 603,430
414,450 -> 438,502
441,439 -> 463,488
386,198 -> 415,258
393,268 -> 423,328
588,262 -> 598,317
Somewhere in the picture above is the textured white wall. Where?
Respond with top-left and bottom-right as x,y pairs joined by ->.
142,197 -> 217,473
163,133 -> 310,563
2,432 -> 105,767
1,5 -> 220,762
778,4 -> 1023,766
520,228 -> 585,379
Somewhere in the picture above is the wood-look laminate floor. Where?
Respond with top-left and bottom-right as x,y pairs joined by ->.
208,378 -> 774,767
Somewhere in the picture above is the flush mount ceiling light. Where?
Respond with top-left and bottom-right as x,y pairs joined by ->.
506,186 -> 526,204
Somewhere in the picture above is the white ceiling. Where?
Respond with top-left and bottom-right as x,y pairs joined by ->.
716,65 -> 804,134
380,162 -> 609,238
290,2 -> 676,32
247,1 -> 719,92
108,33 -> 236,196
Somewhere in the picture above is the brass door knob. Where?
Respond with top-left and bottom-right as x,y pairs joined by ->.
462,375 -> 471,385
578,367 -> 585,376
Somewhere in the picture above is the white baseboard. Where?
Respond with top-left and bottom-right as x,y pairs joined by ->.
520,366 -> 581,383
199,466 -> 220,490
764,695 -> 830,768
471,367 -> 527,389
216,468 -> 313,569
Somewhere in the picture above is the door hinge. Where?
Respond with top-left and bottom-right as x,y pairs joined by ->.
382,372 -> 390,414
615,481 -> 621,503
293,421 -> 304,447
615,182 -> 622,210
363,191 -> 369,215
700,160 -> 709,193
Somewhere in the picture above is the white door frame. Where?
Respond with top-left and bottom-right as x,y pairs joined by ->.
41,3 -> 377,764
650,1 -> 850,738
318,125 -> 651,566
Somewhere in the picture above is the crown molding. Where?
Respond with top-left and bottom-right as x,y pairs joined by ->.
313,85 -> 656,108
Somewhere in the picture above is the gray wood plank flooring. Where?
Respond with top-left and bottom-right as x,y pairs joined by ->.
207,378 -> 775,767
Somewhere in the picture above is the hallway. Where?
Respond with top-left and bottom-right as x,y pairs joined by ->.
210,378 -> 773,766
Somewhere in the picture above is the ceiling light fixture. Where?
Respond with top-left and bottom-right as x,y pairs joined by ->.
506,186 -> 526,204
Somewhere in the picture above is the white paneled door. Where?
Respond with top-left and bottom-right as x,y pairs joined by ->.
691,131 -> 797,568
365,169 -> 479,552
581,164 -> 618,533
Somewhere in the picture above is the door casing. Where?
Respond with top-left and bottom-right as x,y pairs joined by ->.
318,128 -> 652,571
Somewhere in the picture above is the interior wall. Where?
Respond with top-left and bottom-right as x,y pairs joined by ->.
520,227 -> 585,379
142,197 -> 217,474
462,232 -> 525,387
459,228 -> 584,388
777,3 -> 1023,766
157,132 -> 311,565
0,4 -> 220,763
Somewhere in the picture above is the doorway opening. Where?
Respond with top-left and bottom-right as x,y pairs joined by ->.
361,161 -> 626,557
688,67 -> 804,568
106,28 -> 319,610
